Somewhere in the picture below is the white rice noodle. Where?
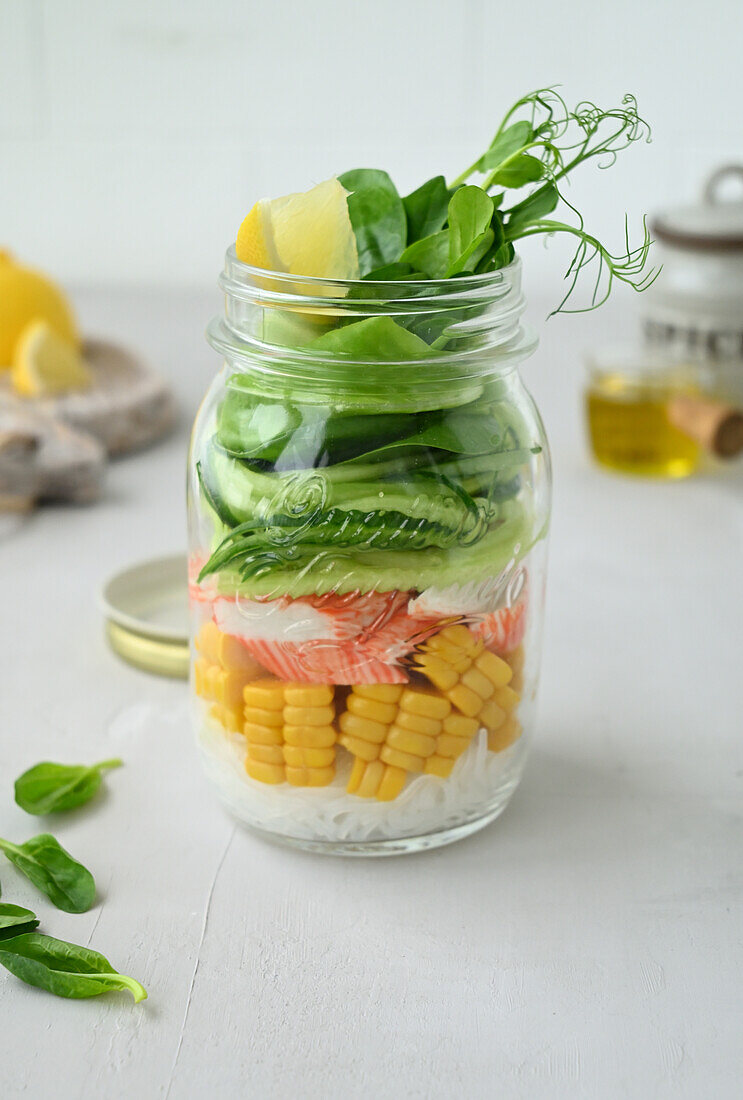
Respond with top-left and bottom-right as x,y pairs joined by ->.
198,712 -> 529,844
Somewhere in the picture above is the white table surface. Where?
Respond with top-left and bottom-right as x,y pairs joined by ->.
1,286 -> 741,1100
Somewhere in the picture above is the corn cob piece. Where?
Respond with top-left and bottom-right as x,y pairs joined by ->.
242,679 -> 336,787
194,621 -> 264,733
340,684 -> 455,799
414,624 -> 523,756
507,644 -> 525,693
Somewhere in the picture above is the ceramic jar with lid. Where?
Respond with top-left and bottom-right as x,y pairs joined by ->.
644,165 -> 743,401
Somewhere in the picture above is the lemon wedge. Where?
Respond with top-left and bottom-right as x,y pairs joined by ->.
0,251 -> 79,368
236,178 -> 359,281
12,319 -> 92,397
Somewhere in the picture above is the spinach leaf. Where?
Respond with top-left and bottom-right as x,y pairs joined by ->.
403,176 -> 450,243
399,231 -> 449,278
311,315 -> 437,361
15,759 -> 123,816
361,261 -> 416,281
0,933 -> 147,1001
478,120 -> 534,172
0,835 -> 95,914
446,186 -> 495,276
504,182 -> 560,238
489,153 -> 545,189
477,241 -> 515,273
341,408 -> 503,462
338,169 -> 406,275
0,903 -> 39,941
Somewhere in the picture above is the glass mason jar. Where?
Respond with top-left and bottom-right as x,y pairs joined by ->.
188,249 -> 551,855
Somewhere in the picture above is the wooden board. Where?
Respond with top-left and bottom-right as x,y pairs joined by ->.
0,337 -> 176,506
25,337 -> 176,456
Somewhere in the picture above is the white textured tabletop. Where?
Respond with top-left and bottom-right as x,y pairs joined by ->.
1,287 -> 741,1100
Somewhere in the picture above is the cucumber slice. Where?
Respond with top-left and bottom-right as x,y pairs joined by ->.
214,504 -> 540,599
202,441 -> 482,528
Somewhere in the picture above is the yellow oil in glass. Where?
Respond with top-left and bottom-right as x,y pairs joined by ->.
586,373 -> 700,478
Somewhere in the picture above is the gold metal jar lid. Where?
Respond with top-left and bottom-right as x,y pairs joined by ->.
100,553 -> 190,679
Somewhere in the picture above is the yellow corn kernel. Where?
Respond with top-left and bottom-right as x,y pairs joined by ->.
217,633 -> 257,671
386,726 -> 437,758
246,758 -> 285,784
508,645 -> 525,673
380,745 -> 425,772
286,765 -> 334,787
356,760 -> 385,798
283,724 -> 336,748
347,756 -> 367,794
377,765 -> 407,801
424,755 -> 455,778
436,733 -> 471,759
508,647 -> 525,693
394,709 -> 441,737
415,654 -> 459,691
243,721 -> 285,745
244,705 -> 284,728
196,621 -> 221,665
436,624 -> 482,656
339,711 -> 388,744
400,689 -> 450,720
194,657 -> 210,698
283,704 -> 335,727
283,745 -> 335,768
475,650 -> 512,688
248,743 -> 285,765
347,693 -> 399,724
494,684 -> 520,712
487,715 -> 521,752
206,664 -> 222,699
448,683 -> 483,718
352,683 -> 404,703
442,713 -> 479,738
210,703 -> 225,726
243,679 -> 285,710
339,733 -> 380,761
461,666 -> 495,701
220,704 -> 245,733
424,638 -> 470,673
215,669 -> 252,710
479,698 -> 506,732
283,683 -> 334,707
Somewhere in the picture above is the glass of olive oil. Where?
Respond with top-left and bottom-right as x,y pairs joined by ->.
585,349 -> 701,478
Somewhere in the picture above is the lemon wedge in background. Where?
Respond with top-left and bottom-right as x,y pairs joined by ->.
0,251 -> 79,368
236,178 -> 359,281
12,319 -> 92,397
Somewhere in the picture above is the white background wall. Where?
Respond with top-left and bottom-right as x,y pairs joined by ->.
2,0 -> 743,294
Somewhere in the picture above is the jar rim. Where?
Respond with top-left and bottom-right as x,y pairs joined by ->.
210,246 -> 536,377
221,245 -> 522,304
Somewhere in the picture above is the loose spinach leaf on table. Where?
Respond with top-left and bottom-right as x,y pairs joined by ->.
0,903 -> 39,941
338,169 -> 407,275
15,759 -> 123,815
0,834 -> 95,914
0,933 -> 147,1001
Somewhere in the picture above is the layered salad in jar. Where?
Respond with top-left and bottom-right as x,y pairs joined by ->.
189,89 -> 657,848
